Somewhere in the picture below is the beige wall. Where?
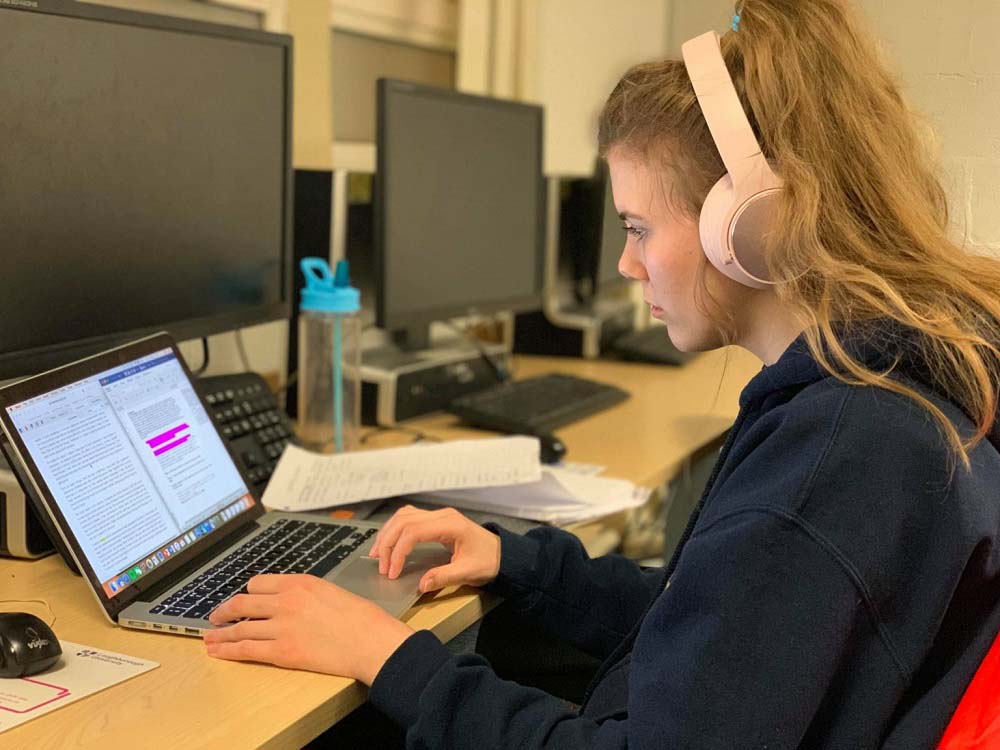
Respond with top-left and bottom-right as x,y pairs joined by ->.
331,31 -> 456,143
665,0 -> 1000,255
287,0 -> 334,170
82,0 -> 262,27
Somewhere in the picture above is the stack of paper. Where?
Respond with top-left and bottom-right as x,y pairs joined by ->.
411,467 -> 650,525
262,437 -> 649,523
262,437 -> 542,511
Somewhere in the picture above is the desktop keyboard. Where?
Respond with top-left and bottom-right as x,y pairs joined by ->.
447,373 -> 629,435
610,327 -> 694,366
196,372 -> 299,493
151,519 -> 377,619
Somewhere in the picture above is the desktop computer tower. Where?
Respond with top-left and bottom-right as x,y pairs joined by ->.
0,461 -> 54,560
360,341 -> 511,425
514,301 -> 635,359
0,447 -> 82,572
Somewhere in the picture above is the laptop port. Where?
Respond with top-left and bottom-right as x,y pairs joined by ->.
184,628 -> 199,635
168,625 -> 179,632
152,623 -> 163,630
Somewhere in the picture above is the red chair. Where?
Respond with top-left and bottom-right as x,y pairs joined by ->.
939,629 -> 1000,749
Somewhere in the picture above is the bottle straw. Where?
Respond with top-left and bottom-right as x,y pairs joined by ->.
333,314 -> 344,452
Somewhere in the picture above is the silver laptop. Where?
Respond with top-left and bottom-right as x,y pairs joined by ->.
0,332 -> 448,636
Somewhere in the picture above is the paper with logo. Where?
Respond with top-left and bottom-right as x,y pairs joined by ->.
0,642 -> 158,734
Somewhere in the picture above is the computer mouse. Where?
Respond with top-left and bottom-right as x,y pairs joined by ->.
537,433 -> 566,465
0,612 -> 62,678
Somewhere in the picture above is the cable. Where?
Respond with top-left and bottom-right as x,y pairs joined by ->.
360,425 -> 441,446
444,320 -> 509,383
278,369 -> 298,395
233,327 -> 299,400
0,599 -> 57,628
192,337 -> 210,376
233,328 -> 253,373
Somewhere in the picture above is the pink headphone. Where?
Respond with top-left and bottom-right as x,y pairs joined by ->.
682,31 -> 782,289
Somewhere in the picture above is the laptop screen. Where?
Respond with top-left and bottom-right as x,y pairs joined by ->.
5,347 -> 254,599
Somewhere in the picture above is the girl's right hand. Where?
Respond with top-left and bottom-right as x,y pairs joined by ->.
368,506 -> 501,593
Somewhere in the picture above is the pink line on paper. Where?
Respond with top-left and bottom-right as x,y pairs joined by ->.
0,677 -> 70,714
152,435 -> 190,457
146,423 -> 190,449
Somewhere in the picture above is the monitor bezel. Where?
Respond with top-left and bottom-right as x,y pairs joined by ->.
0,332 -> 266,621
0,0 -> 294,380
374,78 -> 546,334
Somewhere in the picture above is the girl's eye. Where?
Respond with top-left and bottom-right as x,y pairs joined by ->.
623,223 -> 645,240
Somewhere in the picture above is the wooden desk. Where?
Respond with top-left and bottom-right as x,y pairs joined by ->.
0,348 -> 760,750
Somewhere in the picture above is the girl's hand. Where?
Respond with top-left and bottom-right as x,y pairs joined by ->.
369,506 -> 501,593
204,574 -> 414,684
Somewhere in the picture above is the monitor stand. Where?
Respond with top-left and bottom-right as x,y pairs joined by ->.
514,296 -> 636,359
360,326 -> 511,426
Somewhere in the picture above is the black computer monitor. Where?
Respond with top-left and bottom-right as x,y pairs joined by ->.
374,79 -> 545,350
558,166 -> 627,306
0,0 -> 293,380
597,172 -> 629,291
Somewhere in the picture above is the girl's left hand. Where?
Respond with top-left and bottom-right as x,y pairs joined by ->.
203,573 -> 415,685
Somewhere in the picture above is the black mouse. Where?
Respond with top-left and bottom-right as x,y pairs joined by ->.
536,433 -> 566,465
0,612 -> 62,678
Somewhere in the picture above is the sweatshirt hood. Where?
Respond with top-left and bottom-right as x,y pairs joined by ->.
740,320 -> 1000,453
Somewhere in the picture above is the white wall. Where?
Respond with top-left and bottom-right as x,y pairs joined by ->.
664,0 -> 1000,255
458,0 -> 670,176
863,0 -> 1000,253
522,0 -> 671,176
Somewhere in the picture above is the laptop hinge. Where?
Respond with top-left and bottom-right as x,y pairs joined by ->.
135,519 -> 262,603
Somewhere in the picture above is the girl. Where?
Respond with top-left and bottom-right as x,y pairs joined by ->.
205,1 -> 1000,746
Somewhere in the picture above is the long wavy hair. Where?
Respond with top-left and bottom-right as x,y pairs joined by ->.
598,0 -> 1000,469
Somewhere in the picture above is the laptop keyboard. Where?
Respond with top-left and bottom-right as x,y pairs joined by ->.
150,519 -> 377,620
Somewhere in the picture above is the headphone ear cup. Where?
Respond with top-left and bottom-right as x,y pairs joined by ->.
698,175 -> 778,289
698,175 -> 736,278
730,188 -> 781,284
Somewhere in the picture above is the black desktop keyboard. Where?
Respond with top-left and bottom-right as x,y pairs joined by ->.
151,519 -> 377,619
447,373 -> 629,435
611,327 -> 694,366
196,372 -> 299,493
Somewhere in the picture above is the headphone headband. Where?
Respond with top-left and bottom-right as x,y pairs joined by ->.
680,30 -> 781,289
682,31 -> 774,188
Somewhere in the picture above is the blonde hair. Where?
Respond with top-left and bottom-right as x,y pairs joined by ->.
598,0 -> 1000,469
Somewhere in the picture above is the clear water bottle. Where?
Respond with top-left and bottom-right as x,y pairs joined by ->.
297,257 -> 361,452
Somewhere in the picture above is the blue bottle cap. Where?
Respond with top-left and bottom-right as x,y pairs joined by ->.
299,258 -> 360,313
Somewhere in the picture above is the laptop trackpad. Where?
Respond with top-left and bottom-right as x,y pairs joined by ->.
332,545 -> 452,617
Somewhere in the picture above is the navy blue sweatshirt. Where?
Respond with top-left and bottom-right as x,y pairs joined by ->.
369,326 -> 1000,748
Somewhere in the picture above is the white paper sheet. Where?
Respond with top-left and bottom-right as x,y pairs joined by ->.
557,461 -> 606,477
0,641 -> 159,734
410,467 -> 651,524
263,437 -> 542,512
